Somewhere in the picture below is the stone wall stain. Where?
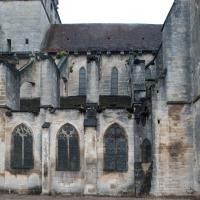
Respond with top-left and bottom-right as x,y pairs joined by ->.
168,105 -> 184,121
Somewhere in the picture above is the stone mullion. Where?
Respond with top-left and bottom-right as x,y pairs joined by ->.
22,136 -> 25,168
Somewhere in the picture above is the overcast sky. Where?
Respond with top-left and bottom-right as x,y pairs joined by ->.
58,0 -> 174,24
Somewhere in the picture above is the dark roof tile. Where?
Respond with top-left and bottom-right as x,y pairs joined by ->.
43,24 -> 162,52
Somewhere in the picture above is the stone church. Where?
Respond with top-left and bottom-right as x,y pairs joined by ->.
0,0 -> 200,197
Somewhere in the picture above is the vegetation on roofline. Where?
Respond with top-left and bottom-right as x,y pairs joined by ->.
56,50 -> 68,59
126,52 -> 138,66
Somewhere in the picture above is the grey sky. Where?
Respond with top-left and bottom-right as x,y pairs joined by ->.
58,0 -> 174,24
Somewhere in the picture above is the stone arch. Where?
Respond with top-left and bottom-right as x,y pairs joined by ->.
11,123 -> 33,169
56,123 -> 80,171
104,123 -> 128,172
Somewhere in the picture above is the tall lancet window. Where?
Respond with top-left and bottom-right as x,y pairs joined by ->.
111,67 -> 118,95
104,123 -> 128,172
57,123 -> 80,171
11,124 -> 33,170
79,67 -> 86,95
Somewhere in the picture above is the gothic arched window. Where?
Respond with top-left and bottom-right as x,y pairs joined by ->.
57,123 -> 80,171
104,124 -> 128,172
79,67 -> 86,95
11,124 -> 33,170
141,139 -> 152,163
111,67 -> 118,95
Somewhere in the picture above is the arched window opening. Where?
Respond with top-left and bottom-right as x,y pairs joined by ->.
57,123 -> 80,171
111,67 -> 118,95
141,139 -> 152,163
11,124 -> 33,170
104,124 -> 128,172
79,67 -> 86,95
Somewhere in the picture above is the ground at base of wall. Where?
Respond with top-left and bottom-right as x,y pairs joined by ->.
0,195 -> 197,200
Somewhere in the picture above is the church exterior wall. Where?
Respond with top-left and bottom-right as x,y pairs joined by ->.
2,0 -> 200,197
0,50 -> 154,196
2,112 -> 42,194
97,109 -> 134,196
100,55 -> 130,96
67,56 -> 87,97
0,109 -> 135,196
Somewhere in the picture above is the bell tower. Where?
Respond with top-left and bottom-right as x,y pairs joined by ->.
0,0 -> 61,52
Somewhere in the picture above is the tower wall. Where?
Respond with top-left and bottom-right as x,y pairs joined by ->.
151,0 -> 195,195
190,0 -> 200,193
0,0 -> 60,52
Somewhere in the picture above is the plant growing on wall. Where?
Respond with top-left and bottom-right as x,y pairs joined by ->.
69,62 -> 75,73
69,65 -> 73,73
126,52 -> 138,65
79,104 -> 86,113
127,111 -> 132,119
56,51 -> 67,59
126,57 -> 132,65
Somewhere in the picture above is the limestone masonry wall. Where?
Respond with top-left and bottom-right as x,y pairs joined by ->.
1,0 -> 200,197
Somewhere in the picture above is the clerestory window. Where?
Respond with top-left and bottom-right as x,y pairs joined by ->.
79,67 -> 86,95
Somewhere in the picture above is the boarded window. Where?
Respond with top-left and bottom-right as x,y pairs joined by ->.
104,124 -> 128,172
11,124 -> 33,170
79,67 -> 86,95
111,67 -> 118,95
141,139 -> 151,163
57,123 -> 80,171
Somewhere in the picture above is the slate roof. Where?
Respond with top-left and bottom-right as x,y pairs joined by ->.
42,24 -> 162,53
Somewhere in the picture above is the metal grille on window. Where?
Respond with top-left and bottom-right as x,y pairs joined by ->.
57,123 -> 80,171
11,124 -> 33,169
104,124 -> 128,172
111,67 -> 118,95
79,67 -> 86,95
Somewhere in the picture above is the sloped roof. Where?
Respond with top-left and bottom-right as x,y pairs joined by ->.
43,24 -> 162,53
